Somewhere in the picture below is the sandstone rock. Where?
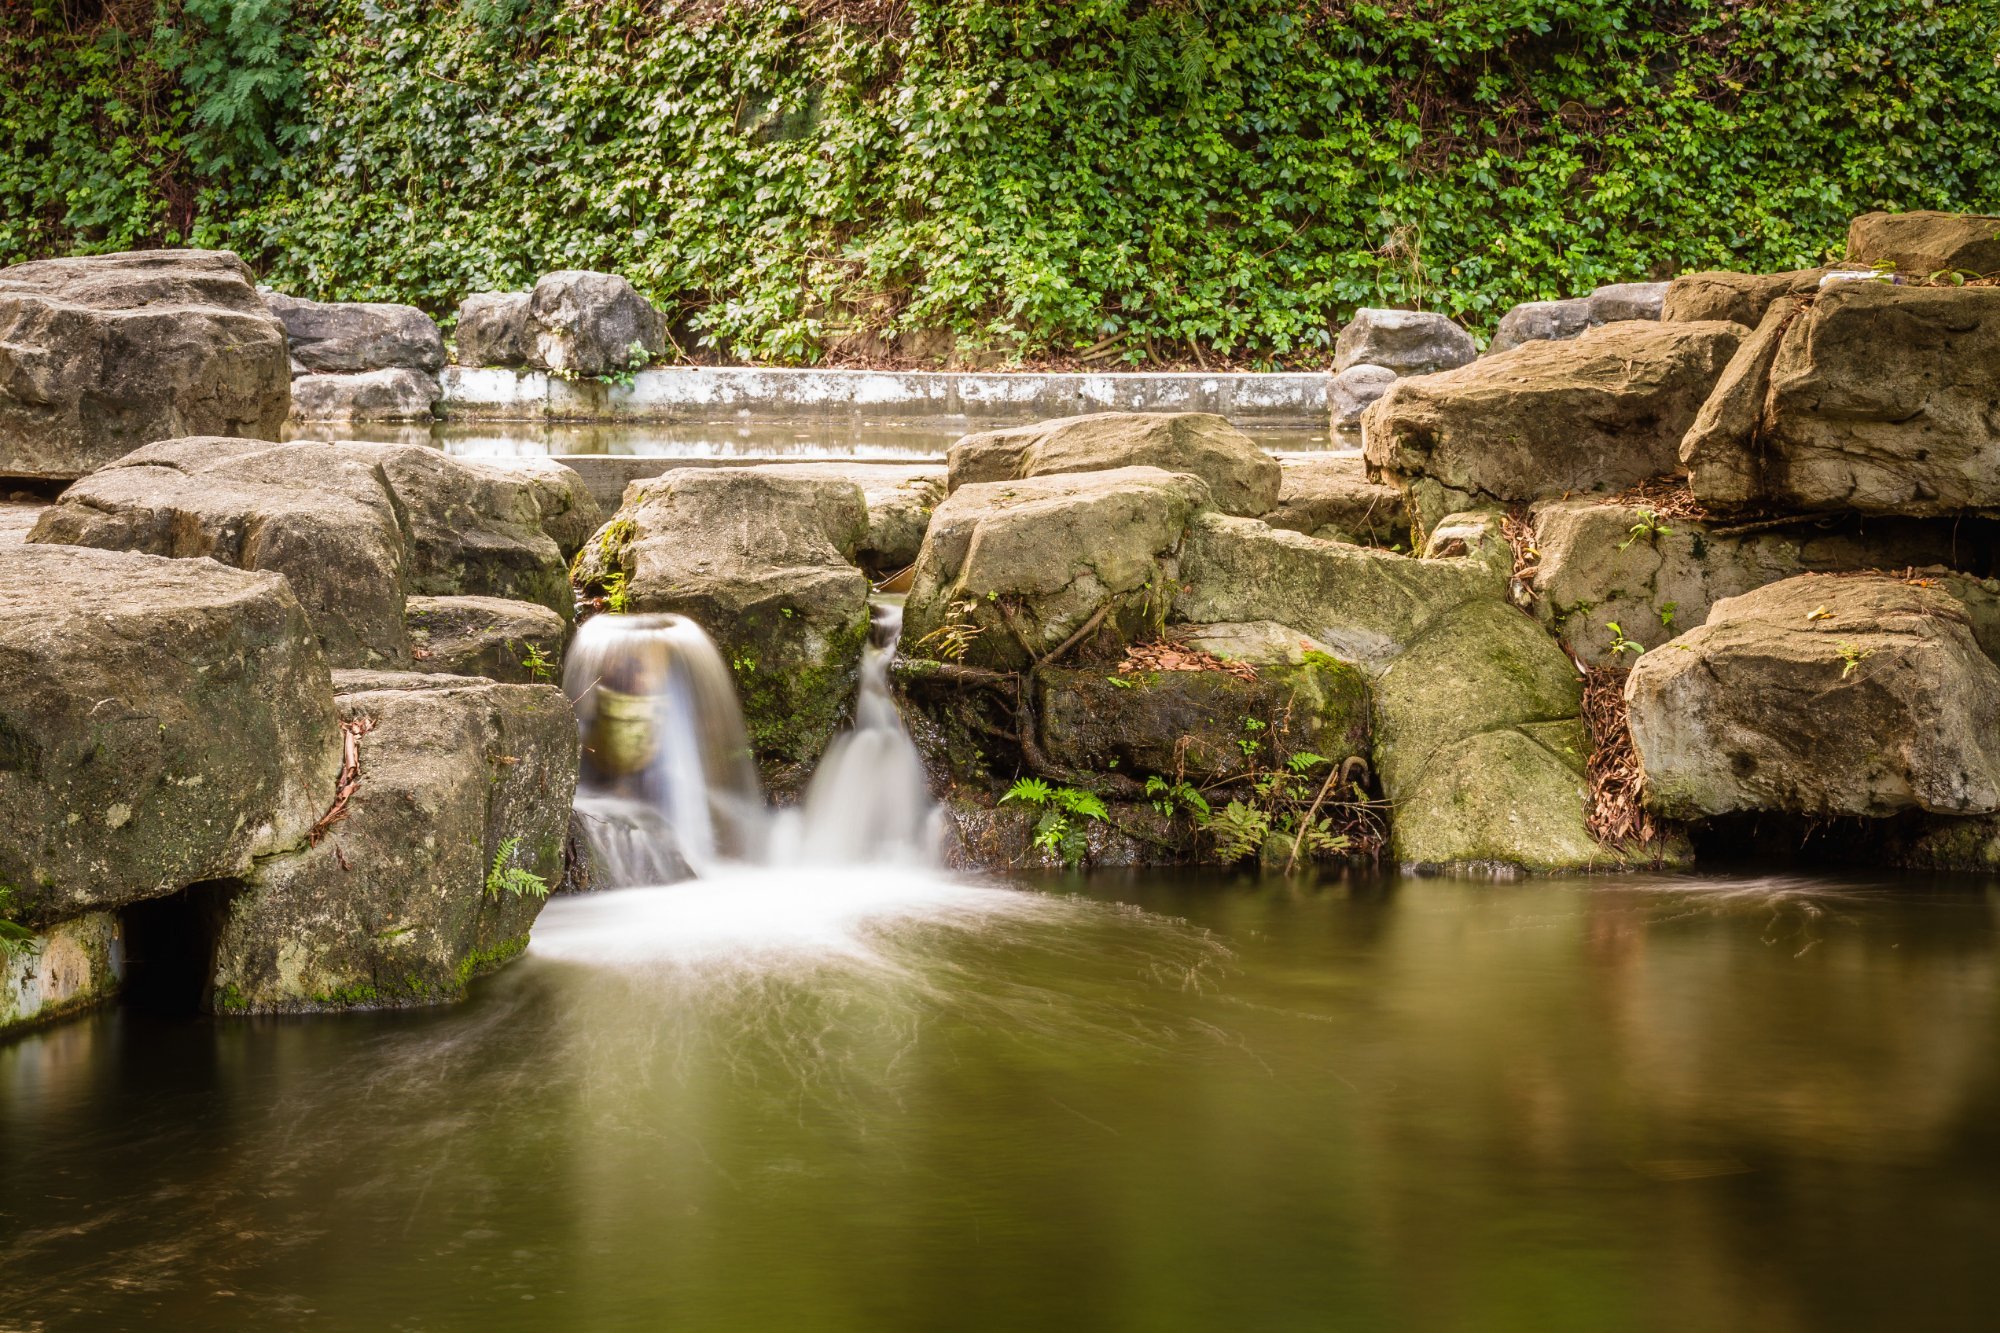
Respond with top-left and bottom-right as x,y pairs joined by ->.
453,291 -> 534,367
1260,454 -> 1408,547
0,912 -> 121,1037
366,446 -> 576,614
1488,297 -> 1592,354
1846,211 -> 2000,278
577,466 -> 871,771
1365,320 -> 1746,532
1329,364 -> 1398,432
1585,281 -> 1669,324
1682,284 -> 2000,515
211,673 -> 575,1013
0,545 -> 340,922
764,463 -> 947,571
289,368 -> 441,422
0,250 -> 289,480
1334,308 -> 1476,375
528,271 -> 666,377
1661,269 -> 1823,326
1626,575 -> 2000,818
263,292 -> 446,374
406,595 -> 566,682
946,412 -> 1279,517
1529,498 -> 1972,667
0,496 -> 44,544
470,455 -> 601,562
904,467 -> 1209,674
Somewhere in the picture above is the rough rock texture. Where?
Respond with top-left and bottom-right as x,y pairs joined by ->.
469,455 -> 601,562
764,463 -> 947,571
211,674 -> 575,1014
0,250 -> 290,480
1334,309 -> 1476,375
577,466 -> 871,771
1530,498 -> 1973,667
406,595 -> 567,683
262,292 -> 446,374
905,467 -> 1209,672
1682,284 -> 2000,515
1488,297 -> 1592,355
1365,320 -> 1746,533
1627,575 -> 2000,818
1329,364 -> 1398,431
528,271 -> 667,377
0,545 -> 340,922
289,368 -> 441,422
1662,269 -> 1824,327
1037,638 -> 1370,783
0,913 -> 122,1036
946,412 -> 1279,518
30,437 -> 578,667
1845,211 -> 2000,278
1585,281 -> 1669,323
1260,454 -> 1408,546
453,291 -> 534,367
0,496 -> 44,543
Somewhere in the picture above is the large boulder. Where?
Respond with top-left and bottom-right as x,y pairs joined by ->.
1334,309 -> 1476,375
1584,281 -> 1669,324
946,412 -> 1279,518
1489,298 -> 1593,355
1530,498 -> 1969,667
527,271 -> 666,377
29,438 -> 581,667
262,292 -> 446,374
1328,364 -> 1398,432
1365,320 -> 1746,532
764,463 -> 947,571
1662,269 -> 1823,327
471,454 -> 602,561
211,672 -> 576,1013
904,467 -> 1210,673
406,595 -> 567,683
289,368 -> 441,422
0,545 -> 340,923
1845,211 -> 2000,278
0,250 -> 289,480
1682,284 -> 2000,514
1626,575 -> 2000,818
1260,454 -> 1408,546
576,466 -> 871,772
453,291 -> 535,368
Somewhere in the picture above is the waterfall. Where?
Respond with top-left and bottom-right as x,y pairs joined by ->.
565,600 -> 939,887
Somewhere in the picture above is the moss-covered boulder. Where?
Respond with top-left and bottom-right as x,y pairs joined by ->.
575,465 -> 871,775
210,671 -> 576,1014
406,595 -> 567,683
1626,575 -> 2000,819
0,545 -> 340,923
946,412 -> 1279,517
905,466 -> 1209,672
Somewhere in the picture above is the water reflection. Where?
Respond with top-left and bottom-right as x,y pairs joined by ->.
2,872 -> 1998,1330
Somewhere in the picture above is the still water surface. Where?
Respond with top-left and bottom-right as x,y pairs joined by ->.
3,868 -> 1997,1331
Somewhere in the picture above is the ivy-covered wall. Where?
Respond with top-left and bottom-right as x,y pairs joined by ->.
4,0 -> 1996,364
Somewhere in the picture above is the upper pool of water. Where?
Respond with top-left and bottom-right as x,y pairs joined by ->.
4,868 -> 1997,1331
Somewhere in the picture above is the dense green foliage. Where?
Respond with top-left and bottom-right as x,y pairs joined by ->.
4,0 -> 1996,362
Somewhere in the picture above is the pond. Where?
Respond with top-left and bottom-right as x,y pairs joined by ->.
4,867 -> 1996,1331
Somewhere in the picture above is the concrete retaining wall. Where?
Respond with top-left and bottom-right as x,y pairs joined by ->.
443,366 -> 1330,426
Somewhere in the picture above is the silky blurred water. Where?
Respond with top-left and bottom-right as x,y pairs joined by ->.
4,869 -> 1999,1332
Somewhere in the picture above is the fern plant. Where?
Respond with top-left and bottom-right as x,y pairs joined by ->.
1001,778 -> 1108,868
485,838 -> 550,901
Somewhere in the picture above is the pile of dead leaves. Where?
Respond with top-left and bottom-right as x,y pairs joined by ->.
1609,475 -> 1713,523
1581,666 -> 1659,849
1117,639 -> 1258,682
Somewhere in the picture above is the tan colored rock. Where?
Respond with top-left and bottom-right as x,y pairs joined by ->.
406,595 -> 567,683
1661,269 -> 1823,326
947,412 -> 1279,517
1846,211 -> 2000,277
1260,454 -> 1408,546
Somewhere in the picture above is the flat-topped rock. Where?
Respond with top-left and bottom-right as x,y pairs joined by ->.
1845,211 -> 2000,278
1662,269 -> 1824,327
263,292 -> 446,374
947,412 -> 1279,517
406,595 -> 566,683
763,462 -> 947,571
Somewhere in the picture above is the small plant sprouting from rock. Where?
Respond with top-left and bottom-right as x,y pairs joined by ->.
485,838 -> 551,901
1835,641 -> 1873,679
521,642 -> 557,683
0,885 -> 39,962
1617,510 -> 1672,551
1658,602 -> 1678,630
601,570 -> 632,614
914,599 -> 982,663
1144,776 -> 1209,820
1001,778 -> 1108,867
1606,622 -> 1644,656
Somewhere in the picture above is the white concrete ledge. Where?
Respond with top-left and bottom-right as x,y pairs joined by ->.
442,366 -> 1329,426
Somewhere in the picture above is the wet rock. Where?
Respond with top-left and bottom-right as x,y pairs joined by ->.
1662,269 -> 1824,327
289,368 -> 441,422
1626,575 -> 2000,818
406,596 -> 567,683
905,466 -> 1209,672
1260,454 -> 1408,547
210,673 -> 576,1014
1682,285 -> 2000,515
1329,364 -> 1399,431
1488,297 -> 1593,355
947,412 -> 1279,518
1365,320 -> 1746,534
0,545 -> 340,922
453,291 -> 534,367
0,913 -> 122,1037
0,250 -> 290,480
576,466 -> 871,773
1334,308 -> 1476,375
1845,210 -> 2000,277
527,271 -> 666,377
1585,281 -> 1669,324
262,292 -> 446,374
764,463 -> 947,571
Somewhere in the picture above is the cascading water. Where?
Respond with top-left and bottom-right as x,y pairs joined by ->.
563,598 -> 940,886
